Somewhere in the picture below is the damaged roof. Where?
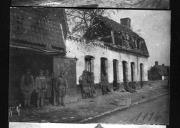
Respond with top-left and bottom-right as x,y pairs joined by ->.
10,7 -> 68,54
84,15 -> 149,57
97,16 -> 140,37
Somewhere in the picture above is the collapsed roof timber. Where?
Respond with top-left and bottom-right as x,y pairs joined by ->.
83,16 -> 149,57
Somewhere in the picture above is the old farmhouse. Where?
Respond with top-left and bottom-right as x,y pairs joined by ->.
66,16 -> 149,90
9,8 -> 149,105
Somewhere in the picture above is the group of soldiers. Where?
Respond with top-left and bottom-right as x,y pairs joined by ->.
79,70 -> 111,98
20,69 -> 68,108
21,69 -> 113,108
79,70 -> 96,98
100,73 -> 111,95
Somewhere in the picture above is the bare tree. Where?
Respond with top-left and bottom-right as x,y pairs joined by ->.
65,9 -> 105,37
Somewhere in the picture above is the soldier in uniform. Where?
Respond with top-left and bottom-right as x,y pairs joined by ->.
20,69 -> 34,108
51,72 -> 58,105
113,79 -> 118,91
45,70 -> 52,104
56,72 -> 68,106
100,73 -> 110,95
79,74 -> 85,98
35,70 -> 47,108
89,72 -> 95,97
82,71 -> 91,98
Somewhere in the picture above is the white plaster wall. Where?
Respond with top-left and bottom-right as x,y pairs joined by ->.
65,39 -> 148,84
139,57 -> 149,81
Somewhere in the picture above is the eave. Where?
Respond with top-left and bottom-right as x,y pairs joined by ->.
10,39 -> 65,55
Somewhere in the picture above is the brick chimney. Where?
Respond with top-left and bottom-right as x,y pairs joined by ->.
155,61 -> 158,66
120,18 -> 131,29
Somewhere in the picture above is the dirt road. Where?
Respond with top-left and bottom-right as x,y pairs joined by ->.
88,95 -> 169,124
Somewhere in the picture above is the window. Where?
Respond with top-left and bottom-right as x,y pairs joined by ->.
137,40 -> 140,49
113,59 -> 119,82
85,55 -> 94,72
101,57 -> 108,82
101,58 -> 108,76
122,61 -> 128,82
131,62 -> 135,81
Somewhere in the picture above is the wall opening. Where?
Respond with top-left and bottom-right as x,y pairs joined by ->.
140,63 -> 144,81
85,55 -> 94,73
122,61 -> 128,82
131,62 -> 135,82
113,59 -> 118,82
101,57 -> 108,81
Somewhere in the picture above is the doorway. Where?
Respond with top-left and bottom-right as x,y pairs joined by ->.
140,63 -> 144,82
122,61 -> 128,82
113,59 -> 118,82
101,57 -> 108,81
131,62 -> 135,82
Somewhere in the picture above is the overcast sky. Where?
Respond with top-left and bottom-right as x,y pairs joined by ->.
106,10 -> 171,68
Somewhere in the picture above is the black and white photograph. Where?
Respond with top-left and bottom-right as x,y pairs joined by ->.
11,0 -> 170,9
9,7 -> 170,126
9,123 -> 166,128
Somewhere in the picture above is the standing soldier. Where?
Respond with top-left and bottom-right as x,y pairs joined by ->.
20,69 -> 34,108
51,72 -> 57,105
100,73 -> 109,95
113,80 -> 118,91
79,74 -> 85,98
81,71 -> 89,98
45,70 -> 52,104
35,70 -> 47,108
89,72 -> 95,97
56,72 -> 68,106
